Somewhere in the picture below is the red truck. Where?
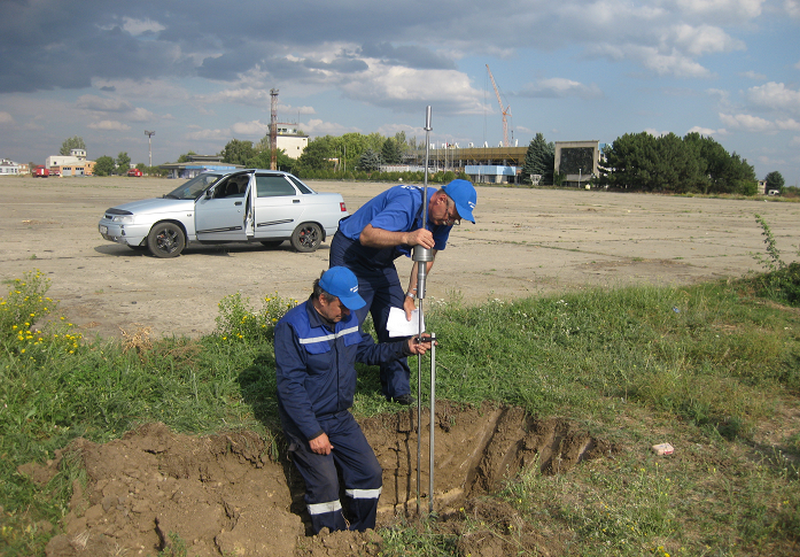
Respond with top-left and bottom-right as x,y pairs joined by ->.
33,165 -> 50,177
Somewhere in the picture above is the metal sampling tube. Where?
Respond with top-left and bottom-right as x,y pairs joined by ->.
414,106 -> 432,516
413,105 -> 434,301
429,332 -> 436,514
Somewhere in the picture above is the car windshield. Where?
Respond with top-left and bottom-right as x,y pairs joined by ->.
163,173 -> 225,200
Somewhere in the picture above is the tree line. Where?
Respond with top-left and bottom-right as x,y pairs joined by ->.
60,129 -> 787,194
520,131 -> 786,195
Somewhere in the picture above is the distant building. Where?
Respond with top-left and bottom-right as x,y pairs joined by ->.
554,141 -> 601,188
465,164 -> 517,184
159,155 -> 242,179
46,149 -> 96,176
0,159 -> 22,176
275,123 -> 309,159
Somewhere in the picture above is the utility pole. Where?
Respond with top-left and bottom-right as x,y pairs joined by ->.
144,130 -> 155,167
270,89 -> 279,170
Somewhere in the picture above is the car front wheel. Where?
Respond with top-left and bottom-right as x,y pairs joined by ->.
290,222 -> 322,252
147,222 -> 186,258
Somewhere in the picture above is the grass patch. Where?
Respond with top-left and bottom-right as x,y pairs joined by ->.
2,269 -> 800,555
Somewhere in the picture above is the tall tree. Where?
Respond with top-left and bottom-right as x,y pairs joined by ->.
60,136 -> 86,156
765,171 -> 785,193
381,137 -> 402,165
220,139 -> 256,165
294,135 -> 338,172
357,149 -> 381,172
93,156 -> 115,176
599,132 -> 659,190
116,152 -> 131,174
245,149 -> 294,172
522,133 -> 555,185
651,133 -> 704,193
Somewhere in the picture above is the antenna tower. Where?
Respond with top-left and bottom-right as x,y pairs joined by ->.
270,89 -> 279,170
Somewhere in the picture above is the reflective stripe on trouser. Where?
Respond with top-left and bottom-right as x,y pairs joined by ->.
329,232 -> 411,399
285,412 -> 383,534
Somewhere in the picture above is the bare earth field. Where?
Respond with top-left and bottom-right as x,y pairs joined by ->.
5,176 -> 800,556
2,176 -> 799,339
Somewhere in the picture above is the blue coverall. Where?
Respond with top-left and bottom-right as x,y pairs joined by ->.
329,185 -> 451,399
275,298 -> 410,533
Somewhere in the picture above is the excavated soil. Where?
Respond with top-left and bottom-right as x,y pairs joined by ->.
24,402 -> 613,557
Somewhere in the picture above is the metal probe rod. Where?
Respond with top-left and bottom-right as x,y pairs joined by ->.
429,332 -> 436,514
414,106 -> 432,516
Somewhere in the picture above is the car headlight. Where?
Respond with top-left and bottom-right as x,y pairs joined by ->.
111,215 -> 135,224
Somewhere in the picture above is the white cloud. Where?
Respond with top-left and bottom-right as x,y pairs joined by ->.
183,128 -> 231,141
301,118 -> 357,137
672,24 -> 745,56
88,120 -> 131,131
687,125 -> 722,136
519,78 -> 603,99
0,111 -> 14,125
777,118 -> 800,131
676,0 -> 763,20
206,87 -> 275,107
129,107 -> 156,122
785,0 -> 800,18
746,82 -> 800,115
719,112 -> 774,132
76,95 -> 133,113
93,79 -> 191,104
121,17 -> 166,36
338,61 -> 485,115
230,120 -> 269,136
739,70 -> 767,80
598,44 -> 711,78
98,17 -> 166,36
286,105 -> 317,116
643,128 -> 673,137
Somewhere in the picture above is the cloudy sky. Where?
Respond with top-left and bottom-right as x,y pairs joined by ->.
1,0 -> 799,185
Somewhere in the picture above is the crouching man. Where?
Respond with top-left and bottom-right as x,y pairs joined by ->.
274,266 -> 431,533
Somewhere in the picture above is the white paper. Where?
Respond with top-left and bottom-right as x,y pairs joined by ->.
387,306 -> 425,337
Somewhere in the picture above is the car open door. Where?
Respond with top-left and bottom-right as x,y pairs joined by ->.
251,172 -> 308,240
195,172 -> 253,242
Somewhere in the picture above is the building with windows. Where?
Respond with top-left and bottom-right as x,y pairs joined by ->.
0,159 -> 22,176
554,141 -> 602,188
45,149 -> 96,176
275,124 -> 309,159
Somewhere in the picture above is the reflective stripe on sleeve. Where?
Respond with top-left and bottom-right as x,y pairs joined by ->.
307,499 -> 343,515
298,325 -> 360,345
345,487 -> 382,500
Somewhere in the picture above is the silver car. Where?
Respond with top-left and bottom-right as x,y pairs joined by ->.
98,170 -> 348,258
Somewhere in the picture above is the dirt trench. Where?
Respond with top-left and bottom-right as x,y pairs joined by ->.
33,402 -> 613,557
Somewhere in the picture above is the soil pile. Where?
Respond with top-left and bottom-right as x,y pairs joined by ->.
26,402 -> 613,556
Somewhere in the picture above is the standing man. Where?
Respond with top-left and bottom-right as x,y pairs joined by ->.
275,267 -> 432,534
330,178 -> 477,404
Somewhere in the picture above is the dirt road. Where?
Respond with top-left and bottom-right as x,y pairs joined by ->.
2,176 -> 798,339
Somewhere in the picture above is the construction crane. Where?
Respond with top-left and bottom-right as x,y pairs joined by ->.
486,64 -> 511,148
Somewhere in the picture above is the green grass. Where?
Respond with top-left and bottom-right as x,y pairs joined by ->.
2,269 -> 800,556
